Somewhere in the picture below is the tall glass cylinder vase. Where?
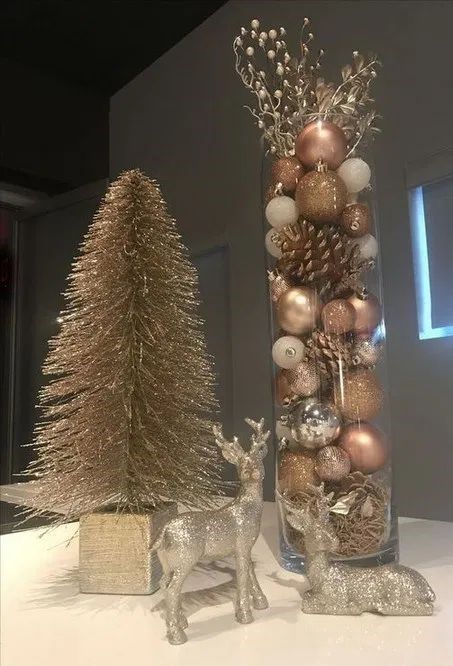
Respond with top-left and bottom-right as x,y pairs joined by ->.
264,121 -> 399,573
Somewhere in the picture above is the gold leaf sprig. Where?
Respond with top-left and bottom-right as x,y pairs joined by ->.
233,18 -> 381,157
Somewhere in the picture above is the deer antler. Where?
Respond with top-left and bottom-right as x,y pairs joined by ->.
213,424 -> 244,465
309,483 -> 335,524
245,418 -> 270,457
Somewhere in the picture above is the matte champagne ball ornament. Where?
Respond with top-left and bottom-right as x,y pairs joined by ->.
265,195 -> 299,229
272,336 -> 305,369
347,290 -> 382,334
295,120 -> 348,170
337,157 -> 371,193
286,398 -> 341,448
334,368 -> 384,421
321,299 -> 356,335
353,233 -> 378,261
296,165 -> 347,224
340,203 -> 372,237
315,446 -> 351,482
277,286 -> 320,335
272,156 -> 304,192
278,449 -> 319,494
285,361 -> 320,397
265,228 -> 282,258
339,422 -> 388,474
352,336 -> 382,367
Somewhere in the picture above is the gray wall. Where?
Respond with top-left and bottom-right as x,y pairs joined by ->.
110,0 -> 453,520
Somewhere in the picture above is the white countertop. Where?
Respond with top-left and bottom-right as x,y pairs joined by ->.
1,502 -> 452,666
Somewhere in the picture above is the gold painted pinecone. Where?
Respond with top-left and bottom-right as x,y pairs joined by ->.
275,219 -> 356,289
305,329 -> 352,376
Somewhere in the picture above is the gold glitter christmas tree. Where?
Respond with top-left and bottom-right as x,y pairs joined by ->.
25,169 -> 222,524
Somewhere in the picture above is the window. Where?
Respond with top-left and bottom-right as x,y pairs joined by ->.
408,153 -> 453,340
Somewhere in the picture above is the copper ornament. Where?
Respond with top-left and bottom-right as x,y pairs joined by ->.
340,203 -> 372,238
347,290 -> 382,334
278,449 -> 319,494
315,446 -> 351,482
277,286 -> 320,335
334,368 -> 384,421
295,120 -> 348,170
338,422 -> 388,474
296,166 -> 347,225
321,299 -> 356,334
284,361 -> 320,397
268,270 -> 292,302
275,370 -> 294,406
272,156 -> 304,193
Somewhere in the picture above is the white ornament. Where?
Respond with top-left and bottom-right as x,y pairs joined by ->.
337,158 -> 371,193
265,228 -> 282,258
251,19 -> 260,30
272,336 -> 305,369
246,46 -> 254,56
269,29 -> 277,40
265,196 -> 298,229
353,233 -> 378,261
267,50 -> 276,60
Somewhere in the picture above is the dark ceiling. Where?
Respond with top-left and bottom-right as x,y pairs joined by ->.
1,0 -> 226,94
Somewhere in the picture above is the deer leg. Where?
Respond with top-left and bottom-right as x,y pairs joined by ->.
165,567 -> 190,645
248,562 -> 268,610
235,552 -> 253,624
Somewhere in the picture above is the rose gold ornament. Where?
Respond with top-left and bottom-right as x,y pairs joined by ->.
278,449 -> 319,494
315,445 -> 351,482
334,368 -> 384,421
296,164 -> 347,224
277,286 -> 320,335
295,120 -> 348,170
340,203 -> 372,238
272,156 -> 304,193
284,360 -> 320,397
338,422 -> 388,474
347,290 -> 382,334
275,370 -> 293,406
268,270 -> 292,302
321,299 -> 356,335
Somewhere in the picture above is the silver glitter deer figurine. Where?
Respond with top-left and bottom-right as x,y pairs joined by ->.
285,484 -> 435,616
152,418 -> 270,645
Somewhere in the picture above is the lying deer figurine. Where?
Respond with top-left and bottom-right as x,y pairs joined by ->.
152,418 -> 270,645
285,484 -> 435,616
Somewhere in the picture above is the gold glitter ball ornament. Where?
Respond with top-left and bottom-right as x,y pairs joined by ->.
268,270 -> 292,302
334,368 -> 384,421
296,164 -> 347,225
321,298 -> 356,334
272,156 -> 304,193
339,203 -> 372,238
278,449 -> 320,494
315,445 -> 351,482
284,360 -> 321,397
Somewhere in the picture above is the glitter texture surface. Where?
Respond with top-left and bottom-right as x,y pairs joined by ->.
24,170 -> 223,524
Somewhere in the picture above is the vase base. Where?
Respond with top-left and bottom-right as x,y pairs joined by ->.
279,510 -> 400,574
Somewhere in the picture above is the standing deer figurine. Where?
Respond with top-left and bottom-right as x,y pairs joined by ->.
285,484 -> 435,616
152,418 -> 270,645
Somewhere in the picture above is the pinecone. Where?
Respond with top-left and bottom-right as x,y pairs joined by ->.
275,219 -> 357,291
305,329 -> 352,376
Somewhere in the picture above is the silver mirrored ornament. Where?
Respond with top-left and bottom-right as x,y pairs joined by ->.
286,397 -> 341,449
